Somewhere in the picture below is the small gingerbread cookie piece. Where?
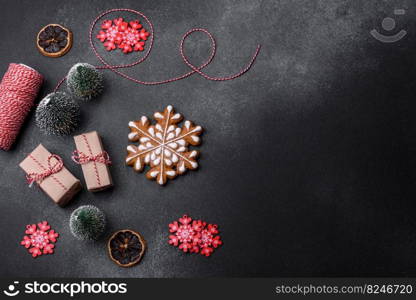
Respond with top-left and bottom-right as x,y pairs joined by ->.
126,105 -> 203,185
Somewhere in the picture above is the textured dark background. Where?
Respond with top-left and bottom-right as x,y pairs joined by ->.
0,0 -> 416,278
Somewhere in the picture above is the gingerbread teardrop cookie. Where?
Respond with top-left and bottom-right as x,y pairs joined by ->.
126,105 -> 203,185
37,24 -> 73,57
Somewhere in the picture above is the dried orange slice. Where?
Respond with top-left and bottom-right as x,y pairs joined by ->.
108,229 -> 146,267
37,24 -> 72,58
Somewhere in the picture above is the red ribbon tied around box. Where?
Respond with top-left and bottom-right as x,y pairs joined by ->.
26,154 -> 64,186
71,150 -> 112,166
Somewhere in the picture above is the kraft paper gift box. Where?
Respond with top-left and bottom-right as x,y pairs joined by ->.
73,131 -> 113,192
19,144 -> 81,206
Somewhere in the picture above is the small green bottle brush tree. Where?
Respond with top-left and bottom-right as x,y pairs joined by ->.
70,205 -> 106,240
67,63 -> 103,101
36,63 -> 103,136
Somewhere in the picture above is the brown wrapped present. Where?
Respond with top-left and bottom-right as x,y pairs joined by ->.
72,131 -> 113,192
19,144 -> 81,206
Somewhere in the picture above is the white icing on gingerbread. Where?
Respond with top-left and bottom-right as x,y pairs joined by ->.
128,132 -> 138,140
135,159 -> 142,170
172,113 -> 181,120
166,170 -> 176,176
154,112 -> 164,119
166,132 -> 175,141
178,162 -> 186,173
126,105 -> 203,185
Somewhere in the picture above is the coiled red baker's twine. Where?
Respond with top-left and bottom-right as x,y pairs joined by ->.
55,8 -> 261,91
0,64 -> 43,151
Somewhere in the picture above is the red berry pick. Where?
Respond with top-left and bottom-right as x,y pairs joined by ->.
168,215 -> 222,257
20,221 -> 59,258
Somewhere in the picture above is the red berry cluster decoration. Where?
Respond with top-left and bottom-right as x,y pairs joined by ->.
168,215 -> 222,257
96,17 -> 150,53
20,221 -> 59,258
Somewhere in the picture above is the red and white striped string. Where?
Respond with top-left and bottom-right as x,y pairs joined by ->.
54,8 -> 261,91
0,64 -> 43,151
0,10 -> 258,152
26,154 -> 65,188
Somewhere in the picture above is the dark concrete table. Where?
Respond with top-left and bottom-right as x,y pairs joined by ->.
1,0 -> 415,277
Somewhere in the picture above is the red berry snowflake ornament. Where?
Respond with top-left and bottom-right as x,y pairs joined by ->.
20,221 -> 59,258
168,215 -> 222,257
96,17 -> 150,54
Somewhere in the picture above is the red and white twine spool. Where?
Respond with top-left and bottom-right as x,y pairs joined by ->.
0,63 -> 43,151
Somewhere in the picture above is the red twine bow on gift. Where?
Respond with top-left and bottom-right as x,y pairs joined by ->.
26,154 -> 64,187
71,150 -> 112,166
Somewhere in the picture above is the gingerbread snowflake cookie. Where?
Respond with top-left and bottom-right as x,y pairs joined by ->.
126,105 -> 203,185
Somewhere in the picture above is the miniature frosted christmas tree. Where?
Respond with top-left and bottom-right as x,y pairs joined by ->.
67,63 -> 103,101
70,205 -> 106,240
35,92 -> 80,135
